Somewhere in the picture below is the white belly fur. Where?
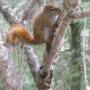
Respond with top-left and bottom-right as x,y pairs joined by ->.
50,15 -> 59,25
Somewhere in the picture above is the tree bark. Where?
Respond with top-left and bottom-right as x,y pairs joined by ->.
0,45 -> 22,90
0,0 -> 90,90
70,21 -> 82,90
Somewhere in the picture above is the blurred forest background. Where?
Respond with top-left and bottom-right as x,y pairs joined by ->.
0,0 -> 90,90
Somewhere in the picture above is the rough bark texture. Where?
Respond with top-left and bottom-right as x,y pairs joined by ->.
37,0 -> 81,90
24,45 -> 40,87
0,0 -> 90,90
0,45 -> 22,90
0,0 -> 40,90
0,0 -> 19,24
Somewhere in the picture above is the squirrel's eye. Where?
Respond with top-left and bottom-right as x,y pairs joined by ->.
50,8 -> 54,11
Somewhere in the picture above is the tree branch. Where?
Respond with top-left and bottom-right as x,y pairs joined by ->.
0,0 -> 19,24
37,1 -> 81,89
70,10 -> 90,19
44,15 -> 71,71
44,0 -> 81,71
0,0 -> 40,85
24,46 -> 40,86
21,0 -> 42,27
0,45 -> 22,90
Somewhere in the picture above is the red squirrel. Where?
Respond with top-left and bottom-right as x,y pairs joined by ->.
6,3 -> 60,46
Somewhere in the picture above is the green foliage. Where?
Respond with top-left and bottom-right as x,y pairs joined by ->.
0,81 -> 3,90
81,2 -> 90,11
10,0 -> 23,8
54,52 -> 71,90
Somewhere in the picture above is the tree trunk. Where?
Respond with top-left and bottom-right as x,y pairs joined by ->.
70,21 -> 82,90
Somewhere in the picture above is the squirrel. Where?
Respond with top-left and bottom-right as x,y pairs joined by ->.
6,3 -> 60,46
6,24 -> 34,46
